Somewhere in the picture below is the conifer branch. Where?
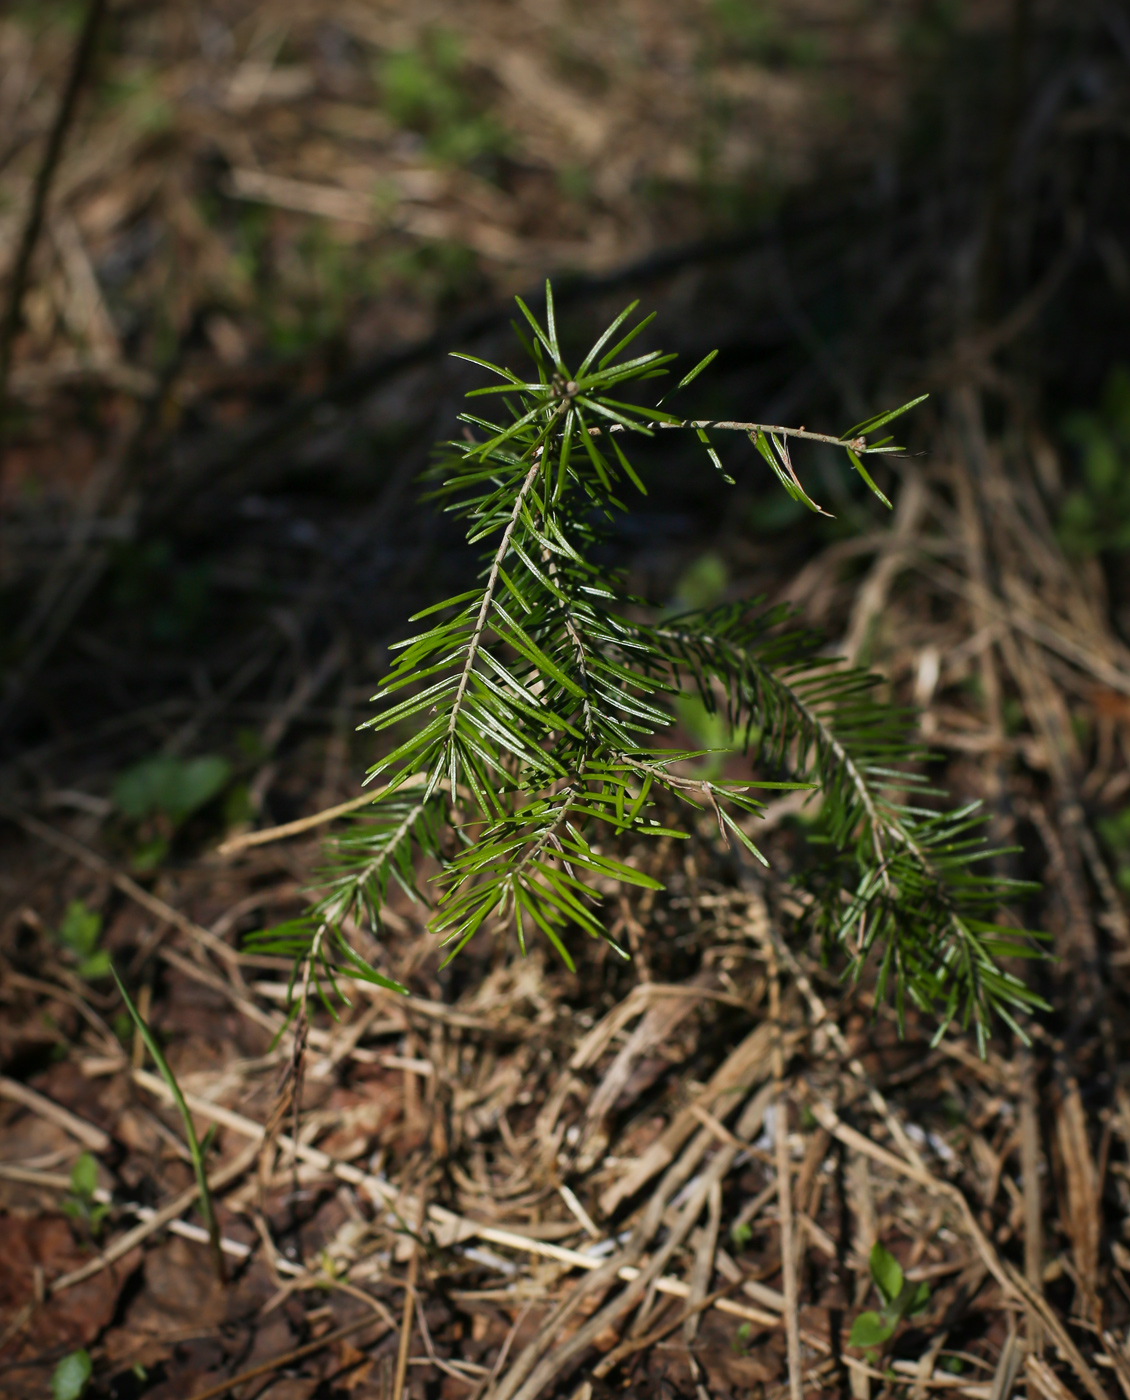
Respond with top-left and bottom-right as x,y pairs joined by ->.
250,284 -> 1043,1044
592,419 -> 886,452
653,617 -> 893,881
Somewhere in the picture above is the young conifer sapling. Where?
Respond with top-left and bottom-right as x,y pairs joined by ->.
253,284 -> 1046,1051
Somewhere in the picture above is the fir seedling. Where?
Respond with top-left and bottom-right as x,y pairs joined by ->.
253,283 -> 1045,1047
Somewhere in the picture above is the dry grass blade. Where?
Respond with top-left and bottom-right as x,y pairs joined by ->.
1101,1334 -> 1130,1400
591,1281 -> 740,1379
217,789 -> 382,854
1054,1075 -> 1101,1321
493,1135 -> 744,1400
685,1178 -> 723,1345
763,930 -> 802,1400
600,1020 -> 776,1214
1020,1055 -> 1045,1352
393,1185 -> 428,1400
1027,1354 -> 1081,1400
840,470 -> 930,664
1005,1268 -> 1110,1400
912,1331 -> 952,1400
582,970 -> 720,1132
987,1330 -> 1025,1400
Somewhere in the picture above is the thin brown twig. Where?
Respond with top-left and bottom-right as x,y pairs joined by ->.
393,1182 -> 429,1400
217,787 -> 397,854
764,933 -> 803,1400
185,1314 -> 387,1400
0,0 -> 108,405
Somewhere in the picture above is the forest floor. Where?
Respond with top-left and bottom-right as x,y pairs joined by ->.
4,2 -> 1130,1398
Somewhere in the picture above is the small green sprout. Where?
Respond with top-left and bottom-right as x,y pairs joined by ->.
114,753 -> 231,826
732,1320 -> 753,1355
113,752 -> 231,868
62,1152 -> 109,1238
52,1349 -> 92,1400
56,900 -> 109,980
848,1241 -> 930,1359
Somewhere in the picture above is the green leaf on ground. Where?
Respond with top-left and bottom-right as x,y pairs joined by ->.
869,1241 -> 904,1306
52,1350 -> 92,1400
70,1152 -> 98,1200
113,754 -> 231,825
848,1311 -> 894,1350
58,900 -> 101,958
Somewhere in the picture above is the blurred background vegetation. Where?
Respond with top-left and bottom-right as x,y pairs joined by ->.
1,0 -> 1129,987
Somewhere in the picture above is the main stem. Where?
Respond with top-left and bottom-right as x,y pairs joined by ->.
447,454 -> 543,739
590,419 -> 874,453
